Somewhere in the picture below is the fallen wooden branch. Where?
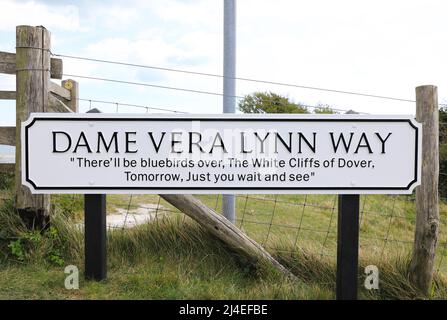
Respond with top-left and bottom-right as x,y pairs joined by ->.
160,194 -> 296,280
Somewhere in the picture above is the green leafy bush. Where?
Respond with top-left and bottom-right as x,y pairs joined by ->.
8,239 -> 25,261
0,199 -> 68,266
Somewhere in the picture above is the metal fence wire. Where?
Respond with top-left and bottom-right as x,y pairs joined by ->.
1,46 -> 446,293
100,193 -> 447,274
61,101 -> 447,276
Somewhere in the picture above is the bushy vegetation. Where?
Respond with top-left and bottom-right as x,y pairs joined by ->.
0,189 -> 447,299
238,91 -> 338,114
0,197 -> 332,299
0,198 -> 81,267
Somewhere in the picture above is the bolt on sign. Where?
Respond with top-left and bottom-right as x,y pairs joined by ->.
22,114 -> 421,194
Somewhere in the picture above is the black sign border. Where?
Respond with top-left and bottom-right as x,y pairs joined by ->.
24,117 -> 419,192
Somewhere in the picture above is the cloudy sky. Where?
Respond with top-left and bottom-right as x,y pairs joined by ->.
1,0 -> 447,128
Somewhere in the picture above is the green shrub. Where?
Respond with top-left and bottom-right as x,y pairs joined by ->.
0,199 -> 71,266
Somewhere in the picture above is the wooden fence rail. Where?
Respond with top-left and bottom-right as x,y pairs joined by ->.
0,127 -> 15,146
0,50 -> 62,79
0,91 -> 16,100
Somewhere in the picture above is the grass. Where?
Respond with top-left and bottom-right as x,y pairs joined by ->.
65,192 -> 447,273
1,171 -> 447,299
0,209 -> 445,299
0,200 -> 332,299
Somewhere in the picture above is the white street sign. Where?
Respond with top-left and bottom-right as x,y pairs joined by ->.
22,113 -> 421,194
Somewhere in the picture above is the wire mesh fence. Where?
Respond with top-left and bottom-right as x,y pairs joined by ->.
4,48 -> 445,278
1,43 -> 446,298
60,192 -> 447,275
50,101 -> 447,277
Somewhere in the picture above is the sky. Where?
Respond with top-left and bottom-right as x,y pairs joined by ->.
1,0 -> 447,133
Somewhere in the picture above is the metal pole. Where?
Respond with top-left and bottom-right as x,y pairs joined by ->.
84,108 -> 106,281
336,194 -> 360,300
223,0 -> 236,223
84,194 -> 107,281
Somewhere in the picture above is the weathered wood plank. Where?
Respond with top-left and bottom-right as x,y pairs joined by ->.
0,51 -> 62,79
0,91 -> 16,100
15,25 -> 50,228
0,51 -> 15,64
50,58 -> 63,79
160,194 -> 296,279
0,62 -> 16,74
409,85 -> 440,294
49,81 -> 71,100
0,163 -> 15,173
0,51 -> 18,75
0,126 -> 15,146
48,94 -> 73,113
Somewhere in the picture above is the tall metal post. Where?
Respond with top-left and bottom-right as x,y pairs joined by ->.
84,108 -> 107,281
223,0 -> 236,223
84,194 -> 107,281
336,194 -> 360,300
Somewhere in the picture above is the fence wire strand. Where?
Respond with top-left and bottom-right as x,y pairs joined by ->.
30,106 -> 446,279
50,85 -> 447,279
54,52 -> 447,107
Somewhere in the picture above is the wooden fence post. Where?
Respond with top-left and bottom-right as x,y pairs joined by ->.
15,25 -> 51,229
409,85 -> 440,294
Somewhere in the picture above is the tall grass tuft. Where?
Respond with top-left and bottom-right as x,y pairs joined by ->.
107,217 -> 257,276
0,196 -> 82,266
1,186 -> 446,299
274,244 -> 447,299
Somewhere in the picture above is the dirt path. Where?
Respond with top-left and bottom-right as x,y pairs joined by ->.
106,203 -> 166,229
